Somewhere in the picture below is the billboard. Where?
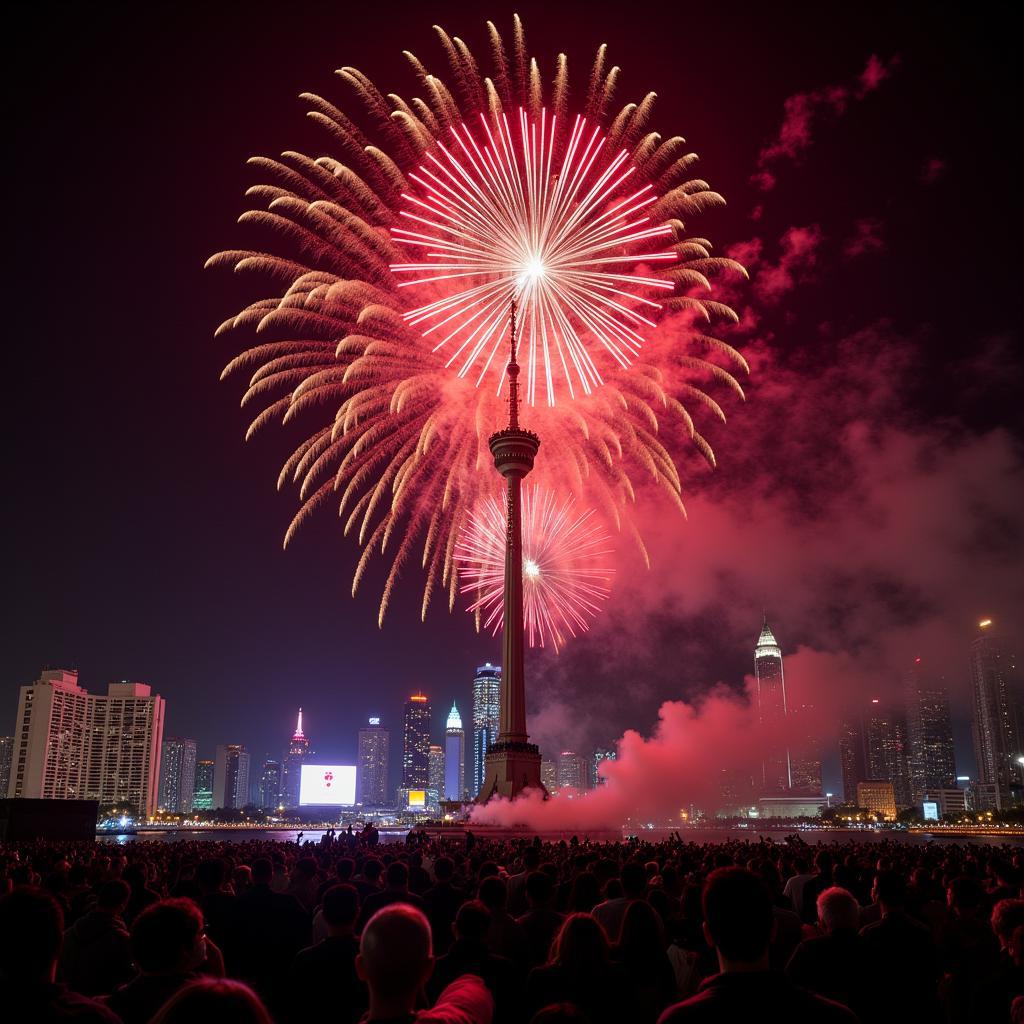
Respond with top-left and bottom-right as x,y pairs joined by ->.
922,801 -> 939,821
407,789 -> 426,808
299,764 -> 356,806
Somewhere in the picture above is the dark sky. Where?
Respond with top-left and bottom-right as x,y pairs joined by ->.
5,1 -> 1021,798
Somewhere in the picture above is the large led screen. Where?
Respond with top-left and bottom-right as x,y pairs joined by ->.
299,764 -> 356,806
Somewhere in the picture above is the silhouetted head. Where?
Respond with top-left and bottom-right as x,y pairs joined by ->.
702,867 -> 773,965
816,887 -> 859,933
454,900 -> 491,944
357,905 -> 434,1004
152,979 -> 272,1024
131,898 -> 206,975
321,884 -> 359,930
0,887 -> 63,982
550,912 -> 609,972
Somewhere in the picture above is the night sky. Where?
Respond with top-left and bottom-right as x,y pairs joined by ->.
5,1 -> 1021,798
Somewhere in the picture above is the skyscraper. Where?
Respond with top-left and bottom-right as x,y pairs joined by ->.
904,657 -> 957,804
257,759 -> 281,810
428,744 -> 445,796
971,619 -> 1019,809
472,663 -> 501,797
479,305 -> 544,800
193,760 -> 214,809
8,670 -> 165,817
557,751 -> 588,792
280,709 -> 311,808
865,699 -> 912,809
787,705 -> 823,795
159,737 -> 197,813
213,744 -> 250,809
403,694 -> 431,789
444,702 -> 466,800
839,709 -> 867,804
357,717 -> 390,806
541,760 -> 558,795
0,736 -> 12,797
754,618 -> 790,793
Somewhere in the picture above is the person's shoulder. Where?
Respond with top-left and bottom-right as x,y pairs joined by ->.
656,988 -> 718,1023
54,987 -> 125,1024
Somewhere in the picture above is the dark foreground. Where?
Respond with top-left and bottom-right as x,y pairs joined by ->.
3,832 -> 1022,1023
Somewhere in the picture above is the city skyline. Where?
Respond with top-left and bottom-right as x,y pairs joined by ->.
3,3 -> 1021,825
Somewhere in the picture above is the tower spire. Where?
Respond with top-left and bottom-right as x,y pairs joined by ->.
292,707 -> 305,741
478,289 -> 545,803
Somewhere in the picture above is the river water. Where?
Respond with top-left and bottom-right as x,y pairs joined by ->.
97,826 -> 1024,847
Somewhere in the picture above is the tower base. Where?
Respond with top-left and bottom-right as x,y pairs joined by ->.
477,741 -> 547,803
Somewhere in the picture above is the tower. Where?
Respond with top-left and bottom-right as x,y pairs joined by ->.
403,694 -> 431,789
865,698 -> 912,809
754,618 -> 790,793
445,702 -> 466,800
479,299 -> 545,802
280,708 -> 311,808
970,619 -> 1019,809
357,717 -> 390,806
159,737 -> 197,813
472,663 -> 501,797
904,656 -> 956,804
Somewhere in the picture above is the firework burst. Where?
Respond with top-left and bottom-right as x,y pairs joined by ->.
456,487 -> 613,652
208,16 -> 748,626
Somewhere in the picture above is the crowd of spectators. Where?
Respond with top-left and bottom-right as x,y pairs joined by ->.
2,830 -> 1023,1023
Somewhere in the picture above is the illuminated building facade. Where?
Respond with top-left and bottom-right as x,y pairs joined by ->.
0,736 -> 13,797
472,663 -> 501,797
865,699 -> 912,809
403,694 -> 431,789
159,737 -> 197,813
839,709 -> 867,804
357,717 -> 390,806
857,780 -> 897,822
213,744 -> 250,809
904,658 -> 957,804
788,705 -> 823,795
280,708 -> 311,809
541,760 -> 558,795
257,758 -> 281,810
754,619 -> 790,793
444,703 -> 466,800
428,744 -> 445,796
9,669 -> 165,817
970,620 -> 1019,809
193,760 -> 214,809
557,751 -> 588,792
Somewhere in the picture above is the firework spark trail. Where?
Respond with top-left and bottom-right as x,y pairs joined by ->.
456,486 -> 614,651
392,109 -> 679,405
208,16 -> 748,627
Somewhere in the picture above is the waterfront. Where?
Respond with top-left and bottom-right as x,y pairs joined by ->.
98,825 -> 1024,846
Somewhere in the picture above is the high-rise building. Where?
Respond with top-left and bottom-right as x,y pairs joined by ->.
257,759 -> 281,810
865,699 -> 912,809
0,736 -> 13,797
839,709 -> 867,804
280,709 -> 311,809
557,751 -> 588,792
213,744 -> 250,809
592,747 -> 616,787
541,760 -> 558,796
787,706 -> 823,795
428,744 -> 445,796
193,760 -> 214,809
403,694 -> 431,789
472,664 -> 501,797
856,780 -> 897,822
970,619 -> 1019,810
904,657 -> 957,804
444,703 -> 466,800
8,670 -> 165,817
357,717 -> 390,806
754,618 -> 790,793
158,737 -> 197,813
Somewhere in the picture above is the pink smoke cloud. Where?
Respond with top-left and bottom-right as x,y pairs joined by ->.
752,55 -> 899,192
843,218 -> 885,258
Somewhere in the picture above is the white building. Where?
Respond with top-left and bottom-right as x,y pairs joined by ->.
445,703 -> 466,800
8,669 -> 165,817
158,737 -> 197,813
472,664 -> 501,797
